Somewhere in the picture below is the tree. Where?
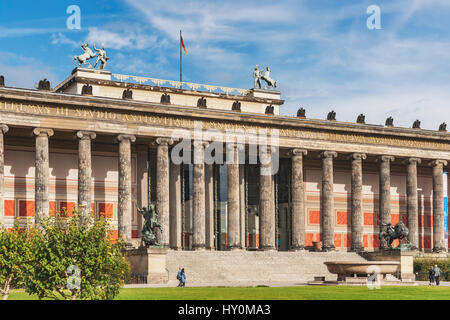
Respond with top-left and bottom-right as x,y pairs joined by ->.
0,218 -> 36,300
25,208 -> 129,300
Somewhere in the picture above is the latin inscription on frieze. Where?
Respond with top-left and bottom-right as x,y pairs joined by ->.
0,100 -> 449,151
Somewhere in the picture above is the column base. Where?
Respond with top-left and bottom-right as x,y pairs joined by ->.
433,247 -> 447,253
350,246 -> 364,253
192,244 -> 206,251
260,246 -> 277,252
289,245 -> 305,251
322,245 -> 336,252
228,246 -> 243,251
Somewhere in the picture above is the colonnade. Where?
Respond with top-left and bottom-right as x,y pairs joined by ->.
0,125 -> 448,252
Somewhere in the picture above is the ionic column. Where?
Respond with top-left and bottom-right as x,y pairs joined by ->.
116,134 -> 136,245
33,128 -> 54,220
260,145 -> 276,251
0,125 -> 8,223
319,151 -> 338,251
239,164 -> 246,249
429,160 -> 448,252
76,131 -> 96,216
290,148 -> 307,251
205,163 -> 215,250
405,158 -> 421,250
378,155 -> 395,250
227,143 -> 242,250
169,160 -> 182,250
155,137 -> 173,248
192,140 -> 208,250
350,153 -> 366,252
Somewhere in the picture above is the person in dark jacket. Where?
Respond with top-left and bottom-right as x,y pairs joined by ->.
434,265 -> 441,286
429,266 -> 435,285
176,266 -> 183,287
180,268 -> 186,287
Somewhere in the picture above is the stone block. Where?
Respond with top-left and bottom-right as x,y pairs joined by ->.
125,247 -> 169,284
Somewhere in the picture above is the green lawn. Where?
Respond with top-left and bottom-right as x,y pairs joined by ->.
6,285 -> 450,300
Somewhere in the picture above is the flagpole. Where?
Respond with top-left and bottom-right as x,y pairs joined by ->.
180,30 -> 182,86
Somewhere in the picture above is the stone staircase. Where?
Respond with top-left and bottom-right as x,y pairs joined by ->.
166,250 -> 368,286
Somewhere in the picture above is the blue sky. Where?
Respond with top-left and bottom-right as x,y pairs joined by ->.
1,0 -> 450,130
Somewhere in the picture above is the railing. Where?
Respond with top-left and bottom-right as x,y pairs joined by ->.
126,272 -> 148,284
112,73 -> 251,96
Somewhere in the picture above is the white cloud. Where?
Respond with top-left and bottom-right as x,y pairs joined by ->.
0,52 -> 58,89
85,26 -> 158,50
51,32 -> 78,47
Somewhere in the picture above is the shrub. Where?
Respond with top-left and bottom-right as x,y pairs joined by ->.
24,208 -> 130,300
414,258 -> 450,281
0,218 -> 36,300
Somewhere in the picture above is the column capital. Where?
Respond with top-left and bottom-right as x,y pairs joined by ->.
0,124 -> 8,134
193,140 -> 209,149
115,134 -> 136,143
319,151 -> 337,159
155,137 -> 174,146
377,155 -> 395,163
404,157 -> 421,165
33,128 -> 54,137
429,159 -> 448,167
226,142 -> 244,152
289,148 -> 307,157
76,131 -> 96,140
349,153 -> 367,160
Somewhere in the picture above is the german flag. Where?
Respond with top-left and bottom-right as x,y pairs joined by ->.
181,35 -> 188,55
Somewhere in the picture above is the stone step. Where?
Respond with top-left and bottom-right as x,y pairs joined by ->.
166,250 -> 367,284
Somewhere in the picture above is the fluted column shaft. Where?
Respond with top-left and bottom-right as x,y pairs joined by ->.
33,128 -> 54,220
430,160 -> 448,252
227,144 -> 242,250
192,140 -> 208,250
156,137 -> 173,248
76,131 -> 96,216
290,148 -> 307,250
351,153 -> 366,251
205,163 -> 215,250
260,146 -> 276,250
378,155 -> 395,250
406,158 -> 421,250
116,134 -> 136,245
320,151 -> 337,251
169,160 -> 182,250
0,125 -> 8,223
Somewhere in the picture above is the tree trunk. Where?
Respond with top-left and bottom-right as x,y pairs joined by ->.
2,278 -> 11,300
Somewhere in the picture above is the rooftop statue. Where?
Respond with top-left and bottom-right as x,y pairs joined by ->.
74,42 -> 109,69
93,44 -> 109,69
379,221 -> 411,250
137,204 -> 163,247
253,65 -> 277,90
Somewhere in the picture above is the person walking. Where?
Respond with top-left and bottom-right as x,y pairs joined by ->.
180,268 -> 186,287
434,265 -> 441,286
428,266 -> 435,286
176,266 -> 183,287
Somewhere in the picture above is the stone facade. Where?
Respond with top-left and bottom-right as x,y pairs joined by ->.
0,67 -> 449,255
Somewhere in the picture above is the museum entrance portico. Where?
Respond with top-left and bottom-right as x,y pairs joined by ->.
0,67 -> 449,254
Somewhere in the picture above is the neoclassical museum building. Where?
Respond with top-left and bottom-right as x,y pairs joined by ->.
0,66 -> 449,256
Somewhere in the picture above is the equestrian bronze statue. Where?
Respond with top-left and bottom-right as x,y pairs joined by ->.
379,221 -> 411,250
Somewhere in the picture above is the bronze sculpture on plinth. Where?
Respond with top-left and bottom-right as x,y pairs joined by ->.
137,204 -> 163,248
379,221 -> 411,250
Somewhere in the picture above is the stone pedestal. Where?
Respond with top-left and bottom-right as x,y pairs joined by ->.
362,250 -> 415,281
125,247 -> 169,284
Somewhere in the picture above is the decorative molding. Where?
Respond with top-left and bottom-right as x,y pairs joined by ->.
112,73 -> 251,96
76,131 -> 96,140
33,128 -> 54,137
